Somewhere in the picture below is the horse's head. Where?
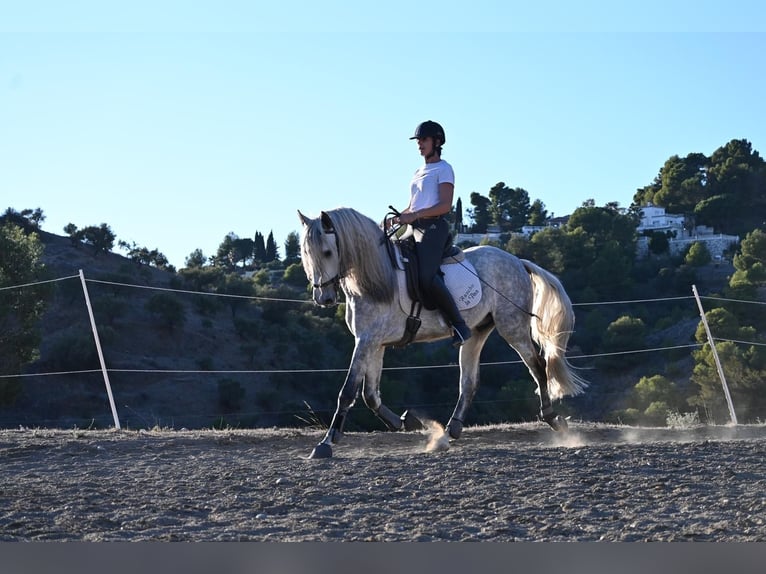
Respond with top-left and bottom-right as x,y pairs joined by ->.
298,210 -> 341,307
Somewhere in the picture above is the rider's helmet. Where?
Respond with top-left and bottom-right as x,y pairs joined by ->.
409,120 -> 446,146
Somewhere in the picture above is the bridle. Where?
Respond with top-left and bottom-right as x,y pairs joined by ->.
311,226 -> 343,291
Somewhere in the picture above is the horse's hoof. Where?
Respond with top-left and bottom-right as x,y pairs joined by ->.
400,410 -> 423,431
446,418 -> 463,439
545,414 -> 569,432
308,443 -> 333,459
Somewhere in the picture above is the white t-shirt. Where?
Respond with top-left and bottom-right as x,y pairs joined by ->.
409,159 -> 455,212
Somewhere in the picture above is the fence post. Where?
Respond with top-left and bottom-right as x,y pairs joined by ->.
79,269 -> 121,429
691,284 -> 738,425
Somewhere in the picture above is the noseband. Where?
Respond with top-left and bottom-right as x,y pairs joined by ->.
312,227 -> 343,290
313,274 -> 341,290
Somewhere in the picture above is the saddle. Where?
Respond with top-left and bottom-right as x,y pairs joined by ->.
392,234 -> 464,310
386,233 -> 479,348
382,208 -> 481,347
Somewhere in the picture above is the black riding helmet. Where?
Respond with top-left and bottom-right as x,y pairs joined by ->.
409,120 -> 446,145
410,120 -> 445,159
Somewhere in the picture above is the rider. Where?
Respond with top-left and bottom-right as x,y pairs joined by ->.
395,120 -> 472,347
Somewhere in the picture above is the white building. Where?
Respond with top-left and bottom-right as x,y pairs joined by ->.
635,203 -> 739,259
455,203 -> 739,261
636,203 -> 687,236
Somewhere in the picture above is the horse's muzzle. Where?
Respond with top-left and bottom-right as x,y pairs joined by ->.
313,290 -> 338,307
312,274 -> 340,307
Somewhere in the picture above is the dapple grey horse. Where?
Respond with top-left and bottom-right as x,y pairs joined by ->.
299,207 -> 586,458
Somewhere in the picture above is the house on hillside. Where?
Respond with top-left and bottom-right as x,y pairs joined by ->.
636,203 -> 687,236
635,203 -> 739,259
456,216 -> 570,244
455,203 -> 738,261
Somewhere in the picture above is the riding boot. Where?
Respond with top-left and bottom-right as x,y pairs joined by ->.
428,274 -> 472,347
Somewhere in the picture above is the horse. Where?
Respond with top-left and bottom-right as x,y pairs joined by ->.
298,207 -> 587,458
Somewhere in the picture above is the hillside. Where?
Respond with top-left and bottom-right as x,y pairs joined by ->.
2,230 -> 352,430
1,229 -> 735,430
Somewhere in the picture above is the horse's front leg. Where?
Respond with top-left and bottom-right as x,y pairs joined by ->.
360,346 -> 422,432
309,369 -> 361,459
308,339 -> 378,459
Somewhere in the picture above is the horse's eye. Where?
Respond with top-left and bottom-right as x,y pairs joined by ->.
323,250 -> 333,258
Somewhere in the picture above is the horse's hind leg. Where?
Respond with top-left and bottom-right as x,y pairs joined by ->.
512,339 -> 568,432
445,325 -> 493,440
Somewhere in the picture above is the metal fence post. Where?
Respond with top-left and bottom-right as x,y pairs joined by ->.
691,284 -> 737,425
79,269 -> 121,429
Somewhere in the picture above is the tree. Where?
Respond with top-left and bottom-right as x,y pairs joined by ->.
548,201 -> 638,300
567,201 -> 637,254
487,182 -> 531,231
648,231 -> 670,256
145,293 -> 186,333
597,315 -> 646,370
467,192 -> 491,233
527,199 -> 548,226
219,274 -> 254,318
284,231 -> 301,266
617,375 -> 686,425
705,139 -> 766,235
64,222 -> 116,255
283,262 -> 309,288
184,248 -> 208,269
80,224 -> 116,255
253,231 -> 267,265
691,339 -> 766,423
526,226 -> 570,275
634,153 -> 709,214
454,197 -> 464,232
694,194 -> 733,233
690,307 -> 766,422
0,223 -> 48,404
727,229 -> 766,324
1,207 -> 45,232
265,231 -> 279,263
684,242 -> 711,267
64,223 -> 80,245
213,232 -> 238,270
232,237 -> 254,268
118,240 -> 175,272
732,229 -> 766,285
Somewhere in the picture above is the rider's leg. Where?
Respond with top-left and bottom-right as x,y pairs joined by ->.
414,218 -> 472,347
428,273 -> 472,347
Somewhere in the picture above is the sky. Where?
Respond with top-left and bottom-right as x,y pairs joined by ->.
2,2 -> 766,269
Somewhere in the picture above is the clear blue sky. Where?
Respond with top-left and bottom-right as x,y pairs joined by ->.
2,2 -> 765,268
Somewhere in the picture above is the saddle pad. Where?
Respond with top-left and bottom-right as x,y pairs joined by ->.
443,259 -> 482,309
397,258 -> 482,313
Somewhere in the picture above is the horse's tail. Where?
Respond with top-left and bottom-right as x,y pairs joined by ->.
522,259 -> 588,400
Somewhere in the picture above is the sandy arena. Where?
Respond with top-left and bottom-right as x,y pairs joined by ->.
1,422 -> 765,542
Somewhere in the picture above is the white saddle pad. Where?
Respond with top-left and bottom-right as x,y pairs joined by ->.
394,244 -> 482,312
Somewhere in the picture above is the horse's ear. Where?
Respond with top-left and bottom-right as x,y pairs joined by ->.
297,210 -> 311,227
320,211 -> 334,232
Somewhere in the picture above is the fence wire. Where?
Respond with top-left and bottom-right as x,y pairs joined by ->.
1,272 -> 764,426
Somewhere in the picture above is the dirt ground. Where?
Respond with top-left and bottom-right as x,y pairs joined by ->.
1,422 -> 765,542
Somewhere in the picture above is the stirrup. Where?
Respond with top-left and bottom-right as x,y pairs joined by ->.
451,324 -> 472,348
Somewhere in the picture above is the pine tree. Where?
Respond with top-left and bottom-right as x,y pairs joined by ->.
265,231 -> 279,262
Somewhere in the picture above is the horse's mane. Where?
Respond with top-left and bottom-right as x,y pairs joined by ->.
305,207 -> 396,303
